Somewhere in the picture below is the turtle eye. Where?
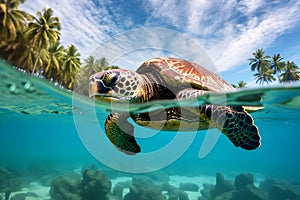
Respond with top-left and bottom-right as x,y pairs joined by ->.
110,76 -> 118,85
103,72 -> 120,88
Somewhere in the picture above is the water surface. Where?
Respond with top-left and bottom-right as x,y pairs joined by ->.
1,60 -> 300,196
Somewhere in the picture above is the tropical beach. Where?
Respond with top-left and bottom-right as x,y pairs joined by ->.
1,1 -> 299,91
1,0 -> 300,200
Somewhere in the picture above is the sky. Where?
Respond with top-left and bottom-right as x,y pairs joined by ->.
20,0 -> 300,86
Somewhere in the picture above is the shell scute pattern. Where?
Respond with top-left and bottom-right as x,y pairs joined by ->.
89,57 -> 261,154
114,71 -> 139,97
139,57 -> 234,92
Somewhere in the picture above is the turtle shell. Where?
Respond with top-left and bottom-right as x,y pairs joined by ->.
136,57 -> 234,92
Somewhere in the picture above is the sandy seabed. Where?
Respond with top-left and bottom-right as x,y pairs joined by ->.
5,175 -> 218,200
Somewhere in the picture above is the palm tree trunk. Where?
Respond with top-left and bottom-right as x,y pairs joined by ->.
31,51 -> 40,75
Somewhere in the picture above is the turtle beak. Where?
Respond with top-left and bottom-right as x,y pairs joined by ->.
89,79 -> 114,98
89,71 -> 119,98
89,80 -> 98,98
89,72 -> 104,98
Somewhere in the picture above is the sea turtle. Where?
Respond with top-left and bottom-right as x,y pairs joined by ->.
89,57 -> 260,154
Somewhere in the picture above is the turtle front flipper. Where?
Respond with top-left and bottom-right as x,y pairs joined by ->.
105,113 -> 141,154
202,105 -> 261,150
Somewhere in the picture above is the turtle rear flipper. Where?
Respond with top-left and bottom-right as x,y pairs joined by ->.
105,113 -> 141,154
223,121 -> 260,150
208,105 -> 261,150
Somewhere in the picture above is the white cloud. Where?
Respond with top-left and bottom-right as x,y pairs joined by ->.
238,0 -> 264,15
144,0 -> 300,72
20,0 -> 300,73
21,0 -> 117,58
210,0 -> 300,72
91,27 -> 216,72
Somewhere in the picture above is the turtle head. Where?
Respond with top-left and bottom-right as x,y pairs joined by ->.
89,69 -> 142,102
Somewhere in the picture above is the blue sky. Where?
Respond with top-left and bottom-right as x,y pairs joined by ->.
20,0 -> 300,86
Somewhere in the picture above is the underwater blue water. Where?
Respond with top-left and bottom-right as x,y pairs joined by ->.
1,59 -> 300,190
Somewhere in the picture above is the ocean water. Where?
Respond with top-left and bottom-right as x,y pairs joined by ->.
1,59 -> 300,199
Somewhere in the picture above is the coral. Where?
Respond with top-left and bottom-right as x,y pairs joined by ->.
179,182 -> 200,192
124,176 -> 166,200
0,167 -> 25,200
124,184 -> 166,200
139,185 -> 166,200
200,173 -> 268,200
50,169 -> 111,200
10,192 -> 38,200
200,183 -> 215,200
178,191 -> 190,200
231,172 -> 267,199
259,177 -> 300,200
214,191 -> 232,200
0,168 -> 13,190
234,173 -> 254,191
49,175 -> 81,200
213,173 -> 234,196
200,173 -> 234,200
232,184 -> 267,200
259,178 -> 277,192
132,175 -> 155,186
111,181 -> 131,200
268,184 -> 298,200
163,183 -> 189,200
78,169 -> 112,200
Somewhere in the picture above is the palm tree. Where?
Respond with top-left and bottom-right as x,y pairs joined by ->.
78,56 -> 100,93
75,66 -> 90,95
23,8 -> 61,74
75,56 -> 108,95
235,81 -> 247,88
44,41 -> 65,80
271,54 -> 285,78
248,48 -> 271,72
0,0 -> 29,42
279,61 -> 300,83
75,56 -> 117,95
254,69 -> 276,85
83,56 -> 99,75
97,57 -> 109,70
59,45 -> 81,90
0,32 -> 43,71
105,65 -> 119,70
249,49 -> 276,85
84,56 -> 96,68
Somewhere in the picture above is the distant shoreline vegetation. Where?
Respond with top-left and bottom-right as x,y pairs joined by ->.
1,1 -> 299,93
248,49 -> 300,86
0,0 -> 119,95
233,49 -> 300,88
